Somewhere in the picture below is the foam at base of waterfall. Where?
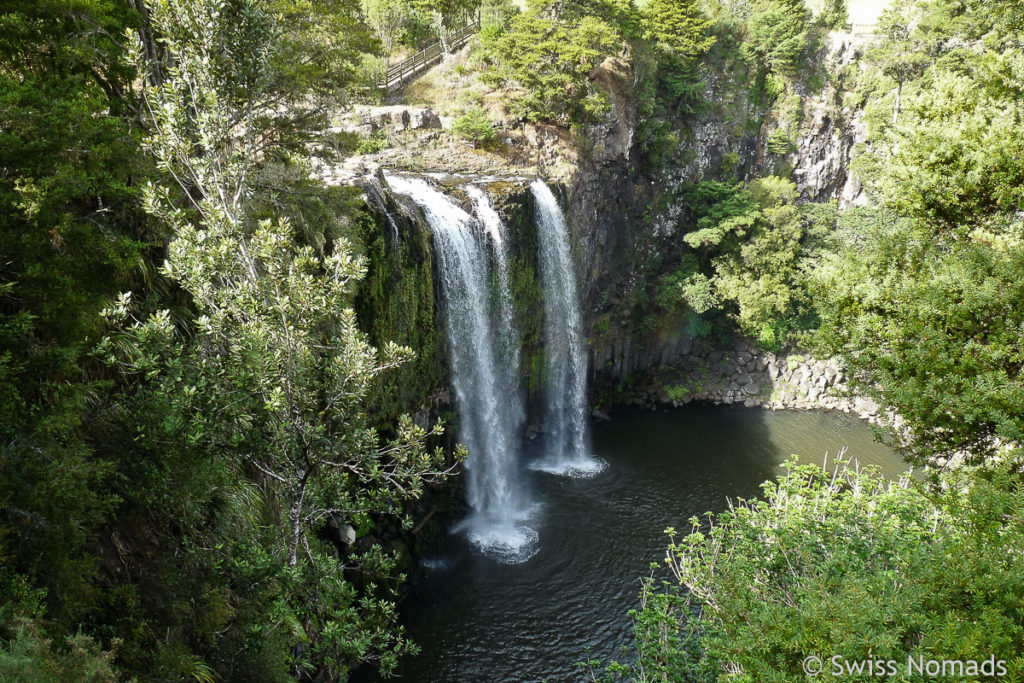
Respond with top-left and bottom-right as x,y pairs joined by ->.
528,456 -> 608,479
419,556 -> 454,573
468,523 -> 540,564
452,507 -> 541,564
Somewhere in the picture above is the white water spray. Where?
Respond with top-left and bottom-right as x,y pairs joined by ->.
530,180 -> 606,477
387,175 -> 537,562
466,184 -> 525,439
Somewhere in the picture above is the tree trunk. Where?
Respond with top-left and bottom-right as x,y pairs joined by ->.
893,80 -> 903,126
435,12 -> 451,54
286,483 -> 306,567
128,0 -> 167,87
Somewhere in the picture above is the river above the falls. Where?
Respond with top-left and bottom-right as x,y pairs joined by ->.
372,406 -> 905,682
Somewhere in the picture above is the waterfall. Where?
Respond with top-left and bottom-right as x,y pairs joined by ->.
465,184 -> 525,440
530,180 -> 606,477
386,175 -> 537,563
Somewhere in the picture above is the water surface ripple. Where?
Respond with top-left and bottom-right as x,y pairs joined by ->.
379,406 -> 904,682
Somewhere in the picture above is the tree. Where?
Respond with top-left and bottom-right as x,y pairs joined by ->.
0,0 -> 148,630
669,178 -> 834,349
451,106 -> 499,147
809,208 -> 1024,466
743,0 -> 811,77
869,69 -> 1024,230
412,0 -> 482,51
110,0 -> 456,676
480,2 -> 620,124
622,460 -> 1024,681
866,1 -> 931,125
642,0 -> 715,60
813,2 -> 1024,466
480,0 -> 520,30
361,0 -> 410,60
818,0 -> 847,29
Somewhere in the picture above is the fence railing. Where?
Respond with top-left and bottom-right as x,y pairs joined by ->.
377,21 -> 480,92
845,22 -> 877,35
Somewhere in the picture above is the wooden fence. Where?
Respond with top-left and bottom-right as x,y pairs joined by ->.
845,22 -> 877,35
377,21 -> 480,92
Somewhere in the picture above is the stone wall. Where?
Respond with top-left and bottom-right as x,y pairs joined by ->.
601,335 -> 897,427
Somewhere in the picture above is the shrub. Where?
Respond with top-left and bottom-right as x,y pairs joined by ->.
356,130 -> 390,154
451,106 -> 498,147
626,460 -> 1024,681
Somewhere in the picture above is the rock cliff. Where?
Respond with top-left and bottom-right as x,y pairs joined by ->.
323,28 -> 876,418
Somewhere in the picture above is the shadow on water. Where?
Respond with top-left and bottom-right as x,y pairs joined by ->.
354,406 -> 905,683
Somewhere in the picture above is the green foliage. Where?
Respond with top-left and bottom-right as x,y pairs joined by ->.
361,0 -> 410,58
873,67 -> 1024,230
0,573 -> 121,682
670,178 -> 835,346
0,0 -> 149,635
810,0 -> 1024,466
107,3 -> 457,678
1,0 -> 462,680
356,198 -> 445,426
817,0 -> 847,29
743,0 -> 811,77
0,627 -> 121,683
358,130 -> 392,154
481,0 -> 520,29
479,0 -> 621,124
410,0 -> 482,46
810,208 -> 1024,465
630,0 -> 715,165
654,254 -> 719,314
642,0 -> 715,59
626,460 -> 1024,681
765,127 -> 795,156
451,106 -> 499,147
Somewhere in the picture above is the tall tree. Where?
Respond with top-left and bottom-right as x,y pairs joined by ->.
104,0 -> 456,676
743,0 -> 811,76
0,0 -> 148,629
361,0 -> 410,60
642,0 -> 715,60
412,0 -> 482,51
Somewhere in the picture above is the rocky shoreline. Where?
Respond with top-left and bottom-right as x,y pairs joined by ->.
601,335 -> 902,431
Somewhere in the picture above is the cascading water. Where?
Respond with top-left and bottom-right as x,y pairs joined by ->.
465,184 -> 525,439
530,180 -> 606,477
386,175 -> 537,563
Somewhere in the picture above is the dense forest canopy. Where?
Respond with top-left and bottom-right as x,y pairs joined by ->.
1,0 -> 1023,680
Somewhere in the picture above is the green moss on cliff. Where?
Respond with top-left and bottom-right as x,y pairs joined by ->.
354,181 -> 549,422
356,204 -> 444,426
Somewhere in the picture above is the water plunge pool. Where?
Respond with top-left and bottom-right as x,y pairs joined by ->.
372,406 -> 904,682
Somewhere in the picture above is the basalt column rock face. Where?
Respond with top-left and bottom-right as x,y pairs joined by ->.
789,33 -> 870,207
561,32 -> 870,392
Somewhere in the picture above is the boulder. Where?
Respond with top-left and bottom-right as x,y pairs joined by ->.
390,110 -> 410,130
325,514 -> 358,547
409,108 -> 442,129
853,397 -> 880,415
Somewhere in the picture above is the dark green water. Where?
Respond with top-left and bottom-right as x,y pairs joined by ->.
379,406 -> 904,682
